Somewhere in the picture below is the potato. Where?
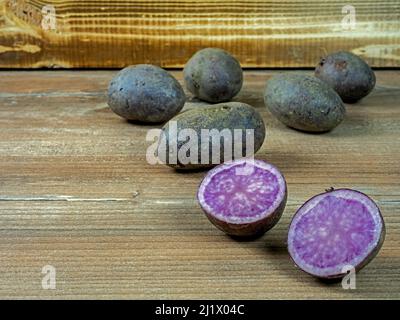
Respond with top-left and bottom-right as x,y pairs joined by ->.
315,51 -> 376,103
108,64 -> 186,123
157,102 -> 265,169
183,48 -> 243,103
198,158 -> 287,237
264,73 -> 345,132
288,188 -> 385,279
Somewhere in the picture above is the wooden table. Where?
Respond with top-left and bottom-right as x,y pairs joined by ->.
0,70 -> 399,299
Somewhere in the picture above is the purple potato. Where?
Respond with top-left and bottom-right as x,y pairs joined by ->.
157,102 -> 266,170
264,73 -> 346,132
315,51 -> 376,103
198,159 -> 287,237
184,48 -> 243,103
108,64 -> 186,123
288,188 -> 385,279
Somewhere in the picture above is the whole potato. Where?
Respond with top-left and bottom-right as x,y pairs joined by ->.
157,102 -> 265,169
315,51 -> 376,103
183,48 -> 243,103
108,64 -> 186,123
264,73 -> 345,132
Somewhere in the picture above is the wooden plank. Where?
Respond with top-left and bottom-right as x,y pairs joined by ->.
0,0 -> 399,68
0,70 -> 399,299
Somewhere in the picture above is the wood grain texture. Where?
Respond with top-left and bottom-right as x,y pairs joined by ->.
0,0 -> 400,68
0,70 -> 399,299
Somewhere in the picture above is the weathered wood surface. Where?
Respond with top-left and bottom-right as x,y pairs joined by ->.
0,0 -> 400,68
0,70 -> 399,299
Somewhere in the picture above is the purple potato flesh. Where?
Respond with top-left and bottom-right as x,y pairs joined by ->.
198,159 -> 287,237
288,189 -> 385,279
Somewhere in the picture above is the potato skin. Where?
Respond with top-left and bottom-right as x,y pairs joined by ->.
108,64 -> 186,123
315,51 -> 376,103
183,48 -> 243,103
157,102 -> 265,169
264,73 -> 345,132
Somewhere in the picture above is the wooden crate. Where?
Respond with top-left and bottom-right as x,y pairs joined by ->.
1,0 -> 399,68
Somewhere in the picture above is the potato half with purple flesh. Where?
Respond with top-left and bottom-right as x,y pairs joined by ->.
288,189 -> 385,279
198,159 -> 287,237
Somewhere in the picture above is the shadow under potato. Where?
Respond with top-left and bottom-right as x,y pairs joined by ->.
173,166 -> 213,174
275,110 -> 372,138
332,112 -> 373,137
317,277 -> 343,284
229,232 -> 266,242
127,119 -> 165,126
288,125 -> 333,135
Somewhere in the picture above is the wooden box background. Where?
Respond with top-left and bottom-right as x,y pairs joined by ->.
0,0 -> 399,68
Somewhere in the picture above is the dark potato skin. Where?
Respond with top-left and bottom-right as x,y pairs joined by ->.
183,48 -> 243,103
264,73 -> 346,132
108,64 -> 186,123
315,51 -> 376,103
157,102 -> 265,169
202,184 -> 287,237
288,188 -> 386,279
